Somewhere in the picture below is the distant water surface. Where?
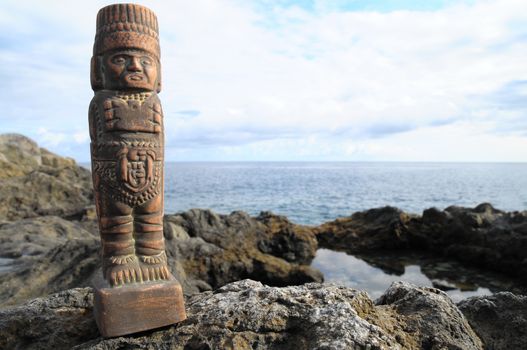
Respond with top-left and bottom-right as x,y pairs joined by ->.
165,162 -> 527,225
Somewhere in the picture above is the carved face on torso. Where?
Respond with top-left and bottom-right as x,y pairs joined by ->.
102,49 -> 159,91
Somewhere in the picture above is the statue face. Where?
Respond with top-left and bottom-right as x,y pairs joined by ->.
102,50 -> 158,91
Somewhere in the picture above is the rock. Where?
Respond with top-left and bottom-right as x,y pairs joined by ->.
314,203 -> 527,284
40,147 -> 76,168
0,209 -> 322,306
165,209 -> 322,291
0,288 -> 98,350
256,211 -> 318,264
0,280 -> 484,350
0,134 -> 94,221
0,216 -> 100,307
0,165 -> 94,221
458,292 -> 527,350
407,203 -> 527,282
315,206 -> 414,252
0,134 -> 42,179
0,215 -> 97,258
377,281 -> 483,350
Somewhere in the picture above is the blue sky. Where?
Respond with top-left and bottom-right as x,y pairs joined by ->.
0,0 -> 526,162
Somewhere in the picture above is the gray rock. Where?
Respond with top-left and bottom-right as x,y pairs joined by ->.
377,281 -> 483,350
0,280 -> 484,350
458,292 -> 527,350
0,288 -> 98,350
165,209 -> 322,291
0,165 -> 93,221
0,216 -> 100,307
0,208 -> 322,306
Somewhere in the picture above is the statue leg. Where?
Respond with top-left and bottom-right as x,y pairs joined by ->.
134,193 -> 171,282
97,196 -> 143,286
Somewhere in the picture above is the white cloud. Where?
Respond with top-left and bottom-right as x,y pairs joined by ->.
37,128 -> 66,148
0,0 -> 526,161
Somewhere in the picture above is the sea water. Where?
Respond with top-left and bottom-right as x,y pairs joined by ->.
165,162 -> 527,224
163,162 -> 527,300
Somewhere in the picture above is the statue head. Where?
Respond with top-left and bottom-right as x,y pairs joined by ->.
91,4 -> 161,93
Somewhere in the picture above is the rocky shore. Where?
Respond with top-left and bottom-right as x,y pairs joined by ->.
1,133 -> 526,349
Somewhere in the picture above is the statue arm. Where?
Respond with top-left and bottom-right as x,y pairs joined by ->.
89,101 -> 97,142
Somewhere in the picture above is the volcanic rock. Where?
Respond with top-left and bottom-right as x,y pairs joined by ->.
315,206 -> 414,252
0,280 -> 484,350
406,203 -> 527,281
458,292 -> 527,350
315,203 -> 527,284
164,209 -> 322,291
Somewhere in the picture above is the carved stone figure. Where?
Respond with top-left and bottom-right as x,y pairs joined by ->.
89,4 -> 185,337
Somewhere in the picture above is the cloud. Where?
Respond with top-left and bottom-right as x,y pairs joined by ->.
175,110 -> 201,118
491,80 -> 527,110
0,0 -> 526,161
37,128 -> 66,148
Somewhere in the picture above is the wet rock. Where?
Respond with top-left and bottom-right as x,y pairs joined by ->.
458,292 -> 527,350
0,280 -> 484,350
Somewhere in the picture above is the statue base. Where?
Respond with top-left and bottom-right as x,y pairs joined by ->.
92,271 -> 186,338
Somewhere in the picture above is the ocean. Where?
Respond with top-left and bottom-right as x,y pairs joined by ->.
165,162 -> 527,224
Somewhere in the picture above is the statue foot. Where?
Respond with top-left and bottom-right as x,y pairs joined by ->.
139,251 -> 172,282
104,254 -> 143,286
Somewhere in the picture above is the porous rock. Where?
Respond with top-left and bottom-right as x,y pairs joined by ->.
0,280 -> 484,350
376,281 -> 483,350
0,288 -> 97,350
458,292 -> 527,350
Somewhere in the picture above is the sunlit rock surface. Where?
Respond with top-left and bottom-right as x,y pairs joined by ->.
0,280 -> 484,350
0,133 -> 93,221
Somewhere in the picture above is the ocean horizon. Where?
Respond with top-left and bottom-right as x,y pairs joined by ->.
161,161 -> 527,225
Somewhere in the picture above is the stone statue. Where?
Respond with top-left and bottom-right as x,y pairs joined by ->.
89,3 -> 185,337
